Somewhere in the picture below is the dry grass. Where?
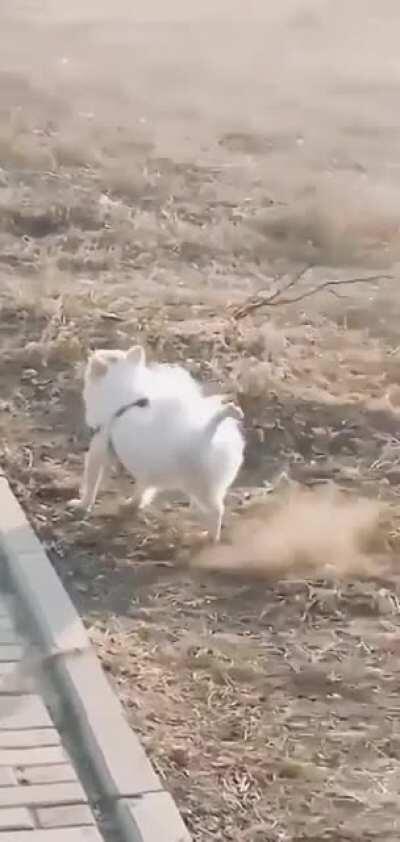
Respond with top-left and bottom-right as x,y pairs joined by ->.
3,250 -> 400,840
2,8 -> 400,839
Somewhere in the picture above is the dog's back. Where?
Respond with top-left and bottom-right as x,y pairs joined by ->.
111,390 -> 244,494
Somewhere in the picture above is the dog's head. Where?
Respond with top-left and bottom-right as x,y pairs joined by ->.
86,345 -> 145,382
83,345 -> 147,427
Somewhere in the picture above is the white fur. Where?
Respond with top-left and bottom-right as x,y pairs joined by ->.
83,346 -> 202,429
73,346 -> 245,541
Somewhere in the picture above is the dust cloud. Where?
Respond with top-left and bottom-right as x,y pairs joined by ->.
193,485 -> 390,580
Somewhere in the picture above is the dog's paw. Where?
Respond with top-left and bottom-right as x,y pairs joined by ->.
67,498 -> 91,514
67,497 -> 82,509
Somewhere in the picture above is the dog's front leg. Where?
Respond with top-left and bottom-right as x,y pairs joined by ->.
70,433 -> 109,512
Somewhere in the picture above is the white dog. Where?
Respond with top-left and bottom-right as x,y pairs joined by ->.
71,345 -> 244,541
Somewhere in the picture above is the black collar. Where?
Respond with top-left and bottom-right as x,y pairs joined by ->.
91,397 -> 149,437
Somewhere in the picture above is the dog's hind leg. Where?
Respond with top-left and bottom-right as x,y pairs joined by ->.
205,498 -> 224,543
190,489 -> 225,543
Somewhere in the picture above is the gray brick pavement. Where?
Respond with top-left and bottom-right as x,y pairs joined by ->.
0,478 -> 191,842
0,592 -> 103,838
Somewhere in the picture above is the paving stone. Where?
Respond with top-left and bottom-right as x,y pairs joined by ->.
0,661 -> 23,677
0,661 -> 34,694
0,806 -> 34,830
0,830 -> 103,841
0,729 -> 61,748
0,490 -> 44,557
0,745 -> 67,766
17,763 -> 77,785
117,792 -> 191,842
1,482 -> 191,842
0,629 -> 21,645
0,616 -> 16,631
0,595 -> 16,618
0,490 -> 162,794
61,652 -> 161,795
37,804 -> 95,828
0,694 -> 52,729
0,781 -> 87,807
0,645 -> 23,662
0,767 -> 16,786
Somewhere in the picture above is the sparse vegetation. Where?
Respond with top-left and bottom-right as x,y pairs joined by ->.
2,4 -> 400,840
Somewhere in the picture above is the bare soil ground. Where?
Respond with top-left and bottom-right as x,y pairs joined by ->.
2,3 -> 400,840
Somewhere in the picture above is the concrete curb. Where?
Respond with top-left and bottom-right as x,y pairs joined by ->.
0,477 -> 190,842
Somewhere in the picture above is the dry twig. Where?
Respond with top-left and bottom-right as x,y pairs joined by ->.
231,270 -> 394,320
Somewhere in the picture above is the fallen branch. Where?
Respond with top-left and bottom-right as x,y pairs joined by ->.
231,271 -> 394,320
231,263 -> 312,319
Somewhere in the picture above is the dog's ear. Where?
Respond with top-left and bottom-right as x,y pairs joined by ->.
126,345 -> 146,366
88,352 -> 109,379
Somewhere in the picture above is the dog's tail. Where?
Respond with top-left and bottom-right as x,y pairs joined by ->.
201,401 -> 243,443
